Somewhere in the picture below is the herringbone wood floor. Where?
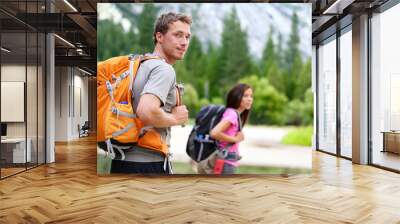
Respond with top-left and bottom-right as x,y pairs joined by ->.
1,135 -> 400,223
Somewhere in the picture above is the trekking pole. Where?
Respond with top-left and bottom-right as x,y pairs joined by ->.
176,83 -> 185,127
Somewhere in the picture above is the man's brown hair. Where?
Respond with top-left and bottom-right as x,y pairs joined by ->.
153,12 -> 192,45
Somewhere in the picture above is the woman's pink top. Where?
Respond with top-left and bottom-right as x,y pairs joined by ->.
217,108 -> 240,167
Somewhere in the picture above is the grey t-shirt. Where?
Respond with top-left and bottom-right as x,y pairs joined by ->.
122,58 -> 177,162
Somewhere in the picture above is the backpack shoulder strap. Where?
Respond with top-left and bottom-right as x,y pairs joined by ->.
235,110 -> 242,131
128,57 -> 137,93
175,84 -> 182,106
141,55 -> 161,61
128,54 -> 162,93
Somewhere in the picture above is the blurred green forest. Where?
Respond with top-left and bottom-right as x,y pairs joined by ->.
98,4 -> 313,126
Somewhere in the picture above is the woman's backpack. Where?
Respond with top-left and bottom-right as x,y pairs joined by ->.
186,105 -> 237,162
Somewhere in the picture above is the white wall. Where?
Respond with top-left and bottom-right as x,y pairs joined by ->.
1,65 -> 26,81
55,66 -> 69,141
71,71 -> 88,138
54,67 -> 89,141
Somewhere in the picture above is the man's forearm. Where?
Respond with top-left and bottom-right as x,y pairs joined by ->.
140,107 -> 177,128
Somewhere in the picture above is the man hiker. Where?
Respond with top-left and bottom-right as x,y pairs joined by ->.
110,12 -> 192,174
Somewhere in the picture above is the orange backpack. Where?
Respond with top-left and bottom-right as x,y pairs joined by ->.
97,54 -> 180,158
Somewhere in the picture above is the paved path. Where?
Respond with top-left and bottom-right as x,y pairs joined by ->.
170,125 -> 312,169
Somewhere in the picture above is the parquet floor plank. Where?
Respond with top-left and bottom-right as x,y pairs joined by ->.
0,135 -> 399,223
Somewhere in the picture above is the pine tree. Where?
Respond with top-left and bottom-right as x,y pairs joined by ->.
217,8 -> 252,96
259,25 -> 288,95
204,44 -> 219,100
283,12 -> 303,100
183,35 -> 205,97
267,61 -> 285,94
285,12 -> 300,72
282,54 -> 303,100
261,25 -> 276,77
276,32 -> 284,69
294,58 -> 311,100
185,35 -> 203,72
137,4 -> 158,54
98,19 -> 136,61
174,61 -> 189,85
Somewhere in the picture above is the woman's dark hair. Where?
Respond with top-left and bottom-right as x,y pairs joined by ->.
226,83 -> 252,126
